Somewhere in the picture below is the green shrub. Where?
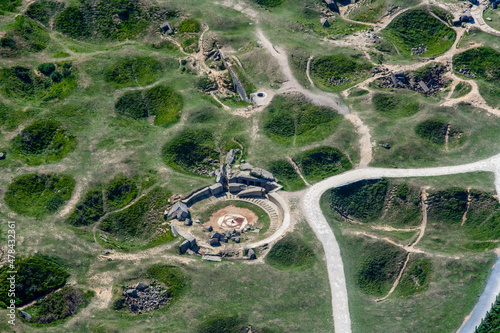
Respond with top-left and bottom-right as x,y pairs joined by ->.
22,286 -> 92,324
266,235 -> 315,270
293,146 -> 352,183
54,6 -> 90,39
310,54 -> 372,91
162,129 -> 217,174
415,118 -> 464,148
349,88 -> 369,98
262,94 -> 341,145
476,295 -> 500,333
462,190 -> 500,241
427,188 -> 468,224
1,15 -> 50,56
451,81 -> 472,99
38,62 -> 55,76
178,18 -> 201,33
105,176 -> 138,210
383,8 -> 456,57
115,91 -> 148,119
4,173 -> 75,216
453,47 -> 500,82
67,188 -> 104,226
197,75 -> 217,92
396,257 -> 431,296
0,254 -> 69,306
26,0 -> 62,26
50,71 -> 63,82
255,0 -> 285,8
267,159 -> 306,191
104,57 -> 163,88
372,93 -> 419,118
0,0 -> 21,13
197,315 -> 245,333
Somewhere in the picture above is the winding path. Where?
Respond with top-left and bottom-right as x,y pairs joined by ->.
303,154 -> 500,333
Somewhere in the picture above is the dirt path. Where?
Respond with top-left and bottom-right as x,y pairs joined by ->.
306,56 -> 315,88
56,176 -> 88,220
286,156 -> 310,186
376,252 -> 411,302
461,188 -> 471,227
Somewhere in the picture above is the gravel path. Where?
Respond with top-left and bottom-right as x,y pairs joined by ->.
303,154 -> 500,333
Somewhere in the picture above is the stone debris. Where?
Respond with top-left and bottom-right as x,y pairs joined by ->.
119,282 -> 170,313
411,44 -> 428,56
328,76 -> 350,87
250,167 -> 275,181
202,255 -> 222,262
167,201 -> 189,221
0,152 -> 5,160
376,64 -> 448,95
458,66 -> 476,78
239,162 -> 254,171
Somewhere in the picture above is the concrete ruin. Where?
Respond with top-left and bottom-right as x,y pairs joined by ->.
218,47 -> 251,103
376,64 -> 448,95
167,201 -> 189,221
160,22 -> 173,34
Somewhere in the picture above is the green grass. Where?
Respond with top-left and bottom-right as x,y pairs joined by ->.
67,188 -> 104,226
0,15 -> 50,57
25,0 -> 62,26
178,18 -> 201,33
11,119 -> 76,165
348,88 -> 369,98
0,0 -> 20,14
394,256 -> 431,297
146,264 -> 187,301
255,0 -> 285,8
104,57 -> 163,88
310,54 -> 372,92
105,176 -> 138,210
415,118 -> 464,148
23,286 -> 93,325
266,159 -> 306,191
266,235 -> 316,270
293,146 -> 352,183
347,0 -> 421,23
262,94 -> 341,146
451,81 -> 472,99
4,173 -> 75,217
0,255 -> 69,306
383,8 -> 456,57
98,186 -> 173,251
372,93 -> 420,118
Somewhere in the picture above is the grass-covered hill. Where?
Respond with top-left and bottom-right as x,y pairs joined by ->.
383,8 -> 456,57
0,15 -> 50,57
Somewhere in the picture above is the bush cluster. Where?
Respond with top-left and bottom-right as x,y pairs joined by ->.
178,18 -> 201,33
67,189 -> 104,226
104,57 -> 163,88
372,93 -> 419,118
105,176 -> 138,210
293,146 -> 352,182
26,0 -> 62,25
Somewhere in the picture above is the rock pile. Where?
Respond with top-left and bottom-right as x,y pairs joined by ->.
377,64 -> 448,95
328,76 -> 350,86
458,66 -> 476,78
411,44 -> 428,56
208,228 -> 246,246
118,281 -> 170,314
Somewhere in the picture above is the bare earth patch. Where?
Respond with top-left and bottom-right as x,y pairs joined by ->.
203,205 -> 258,232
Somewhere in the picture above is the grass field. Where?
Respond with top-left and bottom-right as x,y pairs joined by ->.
451,81 -> 472,99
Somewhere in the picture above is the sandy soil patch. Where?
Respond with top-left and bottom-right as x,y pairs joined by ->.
203,205 -> 258,232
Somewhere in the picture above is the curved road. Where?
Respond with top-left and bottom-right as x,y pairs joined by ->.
303,154 -> 500,333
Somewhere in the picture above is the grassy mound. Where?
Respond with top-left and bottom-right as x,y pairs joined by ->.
415,119 -> 464,148
255,0 -> 285,8
115,85 -> 183,127
293,146 -> 352,183
383,8 -> 456,57
0,255 -> 69,306
349,88 -> 369,98
329,179 -> 421,226
372,93 -> 419,118
0,15 -> 50,57
395,256 -> 431,296
187,108 -> 219,124
262,94 -> 341,145
0,63 -> 76,102
310,54 -> 372,92
26,0 -> 62,26
54,0 -> 169,40
104,57 -> 163,88
98,187 -> 173,250
354,238 -> 407,296
266,235 -> 315,270
463,191 -> 500,241
453,47 -> 500,82
11,119 -> 76,164
66,188 -> 104,226
146,264 -> 186,301
4,173 -> 75,217
162,129 -> 218,174
427,188 -> 468,224
266,160 -> 306,191
22,286 -> 93,324
197,314 -> 246,333
105,176 -> 138,210
451,82 -> 472,99
178,18 -> 201,33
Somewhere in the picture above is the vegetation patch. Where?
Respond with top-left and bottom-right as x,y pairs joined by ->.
383,8 -> 456,57
310,54 -> 372,92
451,81 -> 472,99
67,188 -> 104,226
354,238 -> 407,296
0,15 -> 50,57
26,0 -> 62,26
255,0 -> 285,8
427,188 -> 468,224
0,0 -> 21,14
0,255 -> 69,306
197,314 -> 246,333
178,18 -> 201,33
293,146 -> 352,183
395,256 -> 431,296
146,264 -> 187,302
115,85 -> 183,127
266,235 -> 315,270
11,119 -> 76,165
415,118 -> 464,148
22,286 -> 93,324
0,63 -> 76,102
162,129 -> 218,174
262,94 -> 341,145
105,176 -> 138,210
372,93 -> 420,118
266,159 -> 305,191
453,47 -> 500,82
349,88 -> 369,98
104,57 -> 163,88
98,187 -> 173,250
4,173 -> 75,217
